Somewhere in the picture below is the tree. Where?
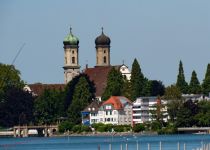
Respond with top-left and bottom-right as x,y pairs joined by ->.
65,74 -> 95,112
189,70 -> 202,94
67,76 -> 94,124
202,64 -> 210,95
0,87 -> 34,127
175,99 -> 198,127
176,60 -> 188,94
164,85 -> 182,122
34,89 -> 65,125
130,59 -> 146,101
194,100 -> 210,127
144,80 -> 165,96
0,63 -> 24,103
102,68 -> 124,101
122,76 -> 131,99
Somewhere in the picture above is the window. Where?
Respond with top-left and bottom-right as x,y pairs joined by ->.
110,111 -> 112,115
104,50 -> 106,53
106,111 -> 108,115
72,57 -> 75,64
72,50 -> 74,54
103,56 -> 106,63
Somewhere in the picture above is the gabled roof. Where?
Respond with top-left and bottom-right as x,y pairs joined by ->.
84,66 -> 121,97
82,100 -> 101,112
102,96 -> 132,110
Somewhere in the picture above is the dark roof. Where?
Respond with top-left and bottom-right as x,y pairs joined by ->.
84,66 -> 121,97
28,83 -> 65,96
82,101 -> 101,112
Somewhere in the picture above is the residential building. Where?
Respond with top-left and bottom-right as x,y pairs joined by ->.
132,97 -> 168,125
81,96 -> 133,126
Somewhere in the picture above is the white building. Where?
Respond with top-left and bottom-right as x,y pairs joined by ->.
82,96 -> 133,126
132,97 -> 168,125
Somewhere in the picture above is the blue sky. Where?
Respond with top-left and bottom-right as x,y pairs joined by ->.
0,0 -> 210,86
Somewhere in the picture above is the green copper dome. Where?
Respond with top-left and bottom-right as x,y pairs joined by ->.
63,28 -> 79,45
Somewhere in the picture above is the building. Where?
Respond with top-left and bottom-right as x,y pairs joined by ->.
81,96 -> 133,126
63,27 -> 80,84
83,29 -> 131,100
81,101 -> 100,126
132,97 -> 168,125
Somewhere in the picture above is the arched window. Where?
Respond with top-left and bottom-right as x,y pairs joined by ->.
72,50 -> 74,54
103,56 -> 106,63
72,57 -> 75,64
65,57 -> 67,64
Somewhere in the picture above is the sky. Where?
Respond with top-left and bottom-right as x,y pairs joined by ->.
0,0 -> 210,86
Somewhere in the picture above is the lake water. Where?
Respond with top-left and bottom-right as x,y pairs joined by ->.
0,134 -> 210,150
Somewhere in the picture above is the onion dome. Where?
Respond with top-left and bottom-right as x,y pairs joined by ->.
63,27 -> 79,45
95,27 -> 111,46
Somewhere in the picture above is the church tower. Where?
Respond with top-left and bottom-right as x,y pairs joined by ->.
63,27 -> 80,84
95,28 -> 111,66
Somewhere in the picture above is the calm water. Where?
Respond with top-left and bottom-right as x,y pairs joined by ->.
0,134 -> 210,150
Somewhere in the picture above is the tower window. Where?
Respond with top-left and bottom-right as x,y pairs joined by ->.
104,50 -> 106,53
72,57 -> 75,64
103,56 -> 106,63
72,50 -> 74,54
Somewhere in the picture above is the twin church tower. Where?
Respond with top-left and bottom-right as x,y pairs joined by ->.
63,27 -> 111,83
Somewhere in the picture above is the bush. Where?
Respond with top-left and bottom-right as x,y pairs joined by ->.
151,121 -> 162,131
157,124 -> 177,134
81,125 -> 91,132
72,125 -> 81,133
133,124 -> 145,132
58,121 -> 74,133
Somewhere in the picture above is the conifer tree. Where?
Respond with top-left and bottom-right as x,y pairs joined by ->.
122,76 -> 131,99
176,60 -> 188,94
189,70 -> 201,94
202,64 -> 210,95
102,68 -> 124,101
130,58 -> 145,101
67,76 -> 93,124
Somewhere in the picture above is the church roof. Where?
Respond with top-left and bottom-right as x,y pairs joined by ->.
28,83 -> 65,96
84,66 -> 121,97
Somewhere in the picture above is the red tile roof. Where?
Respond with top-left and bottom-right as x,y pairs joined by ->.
102,96 -> 132,110
84,66 -> 121,97
28,83 -> 65,96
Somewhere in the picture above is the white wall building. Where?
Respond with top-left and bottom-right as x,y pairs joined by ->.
132,97 -> 168,125
82,96 -> 133,126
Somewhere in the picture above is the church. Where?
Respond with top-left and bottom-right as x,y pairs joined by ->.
63,27 -> 131,101
25,28 -> 131,100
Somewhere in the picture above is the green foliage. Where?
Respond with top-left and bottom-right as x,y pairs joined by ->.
164,84 -> 182,100
133,124 -> 145,132
130,58 -> 146,101
71,125 -> 91,133
166,100 -> 182,122
0,63 -> 24,93
34,89 -> 65,125
58,121 -> 74,133
175,100 -> 198,127
102,68 -> 124,101
0,87 -> 34,127
150,80 -> 165,96
176,60 -> 188,94
122,76 -> 132,99
202,64 -> 210,95
151,121 -> 162,131
67,76 -> 94,124
189,70 -> 202,94
92,123 -> 131,132
194,100 -> 210,127
158,124 -> 177,134
65,74 -> 95,112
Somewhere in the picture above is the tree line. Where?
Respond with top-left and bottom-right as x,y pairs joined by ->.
0,59 -> 210,128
